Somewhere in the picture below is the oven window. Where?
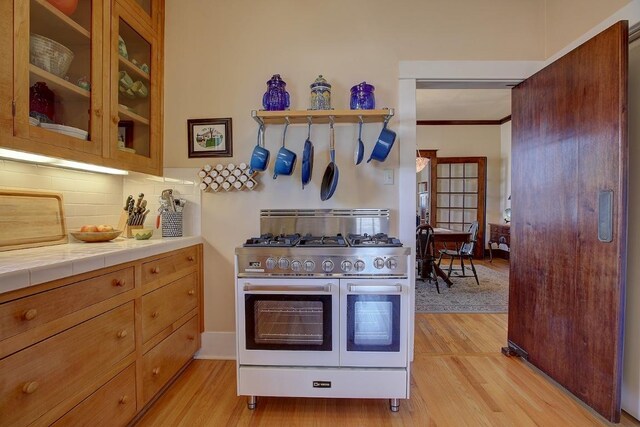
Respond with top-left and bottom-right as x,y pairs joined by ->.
347,295 -> 400,352
245,295 -> 332,351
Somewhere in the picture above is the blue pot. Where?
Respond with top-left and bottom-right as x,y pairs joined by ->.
273,146 -> 297,179
249,125 -> 269,172
367,120 -> 396,163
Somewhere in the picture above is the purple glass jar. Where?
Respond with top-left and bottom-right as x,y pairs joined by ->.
262,74 -> 290,111
350,82 -> 375,110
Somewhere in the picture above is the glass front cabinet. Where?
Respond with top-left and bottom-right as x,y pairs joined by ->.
5,0 -> 163,175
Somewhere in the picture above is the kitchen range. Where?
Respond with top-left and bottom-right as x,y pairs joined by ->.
235,209 -> 411,411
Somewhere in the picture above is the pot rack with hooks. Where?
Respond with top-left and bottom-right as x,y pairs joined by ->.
250,108 -> 394,126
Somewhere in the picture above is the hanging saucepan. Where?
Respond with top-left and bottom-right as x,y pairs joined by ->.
367,117 -> 397,163
320,119 -> 339,201
273,120 -> 297,179
301,119 -> 314,188
354,116 -> 364,165
249,124 -> 269,172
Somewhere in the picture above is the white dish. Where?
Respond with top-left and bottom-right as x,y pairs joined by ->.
41,123 -> 89,140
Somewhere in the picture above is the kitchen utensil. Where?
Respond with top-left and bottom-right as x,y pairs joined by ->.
249,124 -> 269,172
131,80 -> 148,98
320,120 -> 339,201
119,71 -> 134,89
350,81 -> 375,110
162,211 -> 183,237
118,35 -> 128,58
367,118 -> 397,163
273,121 -> 297,179
354,117 -> 364,165
310,75 -> 331,110
70,229 -> 122,243
30,34 -> 74,78
301,119 -> 314,188
262,74 -> 290,111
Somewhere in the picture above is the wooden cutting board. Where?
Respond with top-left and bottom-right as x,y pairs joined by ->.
0,189 -> 68,251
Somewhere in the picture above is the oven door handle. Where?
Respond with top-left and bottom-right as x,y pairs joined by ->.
243,284 -> 332,293
347,284 -> 403,293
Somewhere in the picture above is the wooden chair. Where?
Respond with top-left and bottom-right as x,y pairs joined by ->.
416,224 -> 440,293
437,221 -> 480,286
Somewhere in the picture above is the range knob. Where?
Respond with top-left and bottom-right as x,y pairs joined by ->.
341,260 -> 353,272
373,257 -> 385,269
322,260 -> 334,272
303,260 -> 316,272
291,260 -> 302,272
278,258 -> 290,269
386,257 -> 398,270
265,257 -> 277,270
354,260 -> 366,272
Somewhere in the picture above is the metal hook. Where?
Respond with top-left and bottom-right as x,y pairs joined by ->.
307,116 -> 312,139
329,115 -> 335,128
358,115 -> 363,125
282,118 -> 289,147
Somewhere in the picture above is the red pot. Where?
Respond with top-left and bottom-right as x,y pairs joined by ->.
47,0 -> 78,16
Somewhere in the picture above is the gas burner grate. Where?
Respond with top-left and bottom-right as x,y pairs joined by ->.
297,234 -> 348,247
243,233 -> 301,247
347,233 -> 403,247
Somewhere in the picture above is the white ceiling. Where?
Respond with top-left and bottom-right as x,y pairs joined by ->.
416,89 -> 511,121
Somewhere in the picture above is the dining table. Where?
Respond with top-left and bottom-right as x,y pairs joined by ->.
431,227 -> 472,287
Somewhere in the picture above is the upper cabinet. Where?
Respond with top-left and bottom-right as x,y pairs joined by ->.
1,0 -> 164,176
109,1 -> 161,175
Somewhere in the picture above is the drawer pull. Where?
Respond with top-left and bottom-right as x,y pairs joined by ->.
152,367 -> 160,376
119,395 -> 129,405
117,329 -> 128,339
152,311 -> 160,319
187,335 -> 195,341
22,309 -> 38,321
188,256 -> 195,261
188,289 -> 195,296
113,279 -> 126,287
22,381 -> 39,394
152,267 -> 160,274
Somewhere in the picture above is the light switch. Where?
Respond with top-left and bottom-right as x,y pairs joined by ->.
383,169 -> 394,185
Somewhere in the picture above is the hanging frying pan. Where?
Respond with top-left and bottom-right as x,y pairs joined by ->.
320,120 -> 339,201
301,119 -> 314,189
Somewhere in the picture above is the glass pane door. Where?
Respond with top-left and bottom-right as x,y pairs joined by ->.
347,295 -> 400,352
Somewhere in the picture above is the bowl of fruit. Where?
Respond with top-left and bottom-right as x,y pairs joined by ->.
70,225 -> 122,242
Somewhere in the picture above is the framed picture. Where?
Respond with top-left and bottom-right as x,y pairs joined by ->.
187,118 -> 233,158
118,120 -> 134,149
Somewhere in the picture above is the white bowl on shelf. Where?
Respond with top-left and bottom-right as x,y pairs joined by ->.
30,34 -> 74,78
40,123 -> 88,140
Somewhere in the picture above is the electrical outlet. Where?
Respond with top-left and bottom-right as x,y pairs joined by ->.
383,169 -> 394,185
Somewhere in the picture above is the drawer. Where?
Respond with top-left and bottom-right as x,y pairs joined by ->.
52,364 -> 136,427
0,302 -> 135,427
141,246 -> 198,286
0,267 -> 134,341
142,272 -> 198,342
142,315 -> 199,404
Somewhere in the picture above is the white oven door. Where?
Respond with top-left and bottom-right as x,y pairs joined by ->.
237,278 -> 339,366
339,278 -> 409,367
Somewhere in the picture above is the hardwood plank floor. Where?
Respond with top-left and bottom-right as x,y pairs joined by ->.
136,259 -> 640,426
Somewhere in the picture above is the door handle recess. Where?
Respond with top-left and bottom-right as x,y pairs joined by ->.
598,189 -> 614,243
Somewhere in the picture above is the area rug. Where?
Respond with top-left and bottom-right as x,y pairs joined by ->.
415,264 -> 509,313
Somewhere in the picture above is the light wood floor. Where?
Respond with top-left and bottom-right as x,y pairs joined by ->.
137,259 -> 640,427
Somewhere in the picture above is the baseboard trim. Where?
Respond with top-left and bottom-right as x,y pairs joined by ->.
195,332 -> 236,360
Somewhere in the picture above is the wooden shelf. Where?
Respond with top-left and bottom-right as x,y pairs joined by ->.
31,0 -> 90,47
119,106 -> 149,125
30,64 -> 90,100
119,55 -> 150,81
252,108 -> 394,125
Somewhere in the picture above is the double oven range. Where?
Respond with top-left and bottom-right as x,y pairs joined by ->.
235,209 -> 411,411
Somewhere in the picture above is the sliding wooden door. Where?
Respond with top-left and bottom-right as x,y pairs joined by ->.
509,21 -> 628,422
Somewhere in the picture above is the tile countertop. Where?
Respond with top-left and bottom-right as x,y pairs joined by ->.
0,236 -> 203,295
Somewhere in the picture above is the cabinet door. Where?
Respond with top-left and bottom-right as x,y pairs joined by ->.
115,0 -> 161,33
109,2 -> 161,175
13,0 -> 105,157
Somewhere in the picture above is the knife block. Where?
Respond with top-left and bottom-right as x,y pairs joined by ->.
125,225 -> 143,238
117,211 -> 142,238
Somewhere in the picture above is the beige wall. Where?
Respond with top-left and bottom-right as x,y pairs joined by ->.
545,0 -> 631,56
417,125 -> 503,247
164,0 -> 548,334
500,121 -> 511,214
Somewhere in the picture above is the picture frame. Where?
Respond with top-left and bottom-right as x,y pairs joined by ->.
187,118 -> 233,158
118,120 -> 134,149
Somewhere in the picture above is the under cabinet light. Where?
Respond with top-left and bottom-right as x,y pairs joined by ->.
0,148 -> 128,175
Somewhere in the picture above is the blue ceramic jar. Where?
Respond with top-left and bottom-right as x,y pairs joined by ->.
350,82 -> 375,110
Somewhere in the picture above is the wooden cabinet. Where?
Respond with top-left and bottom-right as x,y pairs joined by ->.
488,223 -> 510,261
0,0 -> 164,176
0,244 -> 202,426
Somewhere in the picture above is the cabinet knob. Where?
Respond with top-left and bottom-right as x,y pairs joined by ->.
112,116 -> 119,124
22,381 -> 39,394
152,367 -> 160,376
187,335 -> 195,341
22,309 -> 38,321
117,329 -> 128,339
152,267 -> 160,274
152,311 -> 160,319
188,289 -> 195,296
94,108 -> 102,118
187,256 -> 195,261
119,395 -> 129,405
113,279 -> 126,287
